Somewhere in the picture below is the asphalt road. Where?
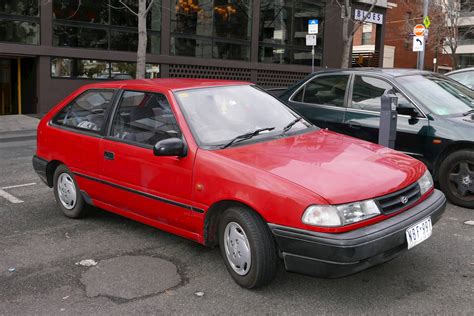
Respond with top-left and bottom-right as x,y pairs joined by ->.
0,129 -> 473,315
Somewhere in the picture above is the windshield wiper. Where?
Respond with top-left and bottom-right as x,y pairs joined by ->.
463,109 -> 474,116
221,127 -> 275,149
281,117 -> 303,135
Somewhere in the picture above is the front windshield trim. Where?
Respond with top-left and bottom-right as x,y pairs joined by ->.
173,84 -> 316,150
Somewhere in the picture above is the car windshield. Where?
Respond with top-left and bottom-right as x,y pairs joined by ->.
397,74 -> 474,116
175,85 -> 311,148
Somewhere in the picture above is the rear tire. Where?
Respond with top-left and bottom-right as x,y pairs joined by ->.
218,206 -> 277,289
439,150 -> 474,209
53,165 -> 89,218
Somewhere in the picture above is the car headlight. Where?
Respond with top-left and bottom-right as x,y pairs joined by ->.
417,170 -> 434,195
302,200 -> 381,227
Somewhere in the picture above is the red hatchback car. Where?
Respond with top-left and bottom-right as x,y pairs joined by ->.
33,79 -> 446,288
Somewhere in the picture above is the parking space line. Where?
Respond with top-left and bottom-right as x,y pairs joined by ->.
0,189 -> 23,203
1,182 -> 37,190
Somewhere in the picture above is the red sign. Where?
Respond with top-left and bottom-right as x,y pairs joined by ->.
413,24 -> 426,36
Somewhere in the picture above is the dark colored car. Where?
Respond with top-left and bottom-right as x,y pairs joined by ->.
446,67 -> 474,90
33,79 -> 446,288
280,69 -> 474,209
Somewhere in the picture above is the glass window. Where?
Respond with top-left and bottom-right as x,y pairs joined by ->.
350,76 -> 392,112
259,46 -> 291,64
171,37 -> 213,58
110,91 -> 181,146
0,0 -> 39,16
448,71 -> 474,90
175,85 -> 311,147
53,25 -> 108,49
259,0 -> 325,65
170,0 -> 252,61
398,75 -> 474,116
52,0 -> 161,53
302,75 -> 349,107
53,0 -> 108,24
53,90 -> 115,133
51,58 -> 160,79
0,20 -> 39,44
214,42 -> 250,61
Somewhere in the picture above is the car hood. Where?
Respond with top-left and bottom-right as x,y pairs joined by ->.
214,130 -> 425,204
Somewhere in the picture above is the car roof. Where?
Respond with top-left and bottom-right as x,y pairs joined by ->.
310,68 -> 434,78
446,67 -> 474,76
80,78 -> 251,92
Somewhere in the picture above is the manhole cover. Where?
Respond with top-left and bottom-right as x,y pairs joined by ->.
80,255 -> 181,300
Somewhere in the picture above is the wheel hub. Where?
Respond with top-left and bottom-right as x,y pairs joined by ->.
57,173 -> 77,210
224,222 -> 251,276
461,175 -> 472,187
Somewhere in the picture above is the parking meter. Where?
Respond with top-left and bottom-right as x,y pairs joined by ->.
378,89 -> 398,149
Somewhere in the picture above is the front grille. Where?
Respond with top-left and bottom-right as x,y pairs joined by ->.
376,182 -> 421,215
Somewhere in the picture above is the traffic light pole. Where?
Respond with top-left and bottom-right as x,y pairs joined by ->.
418,0 -> 430,70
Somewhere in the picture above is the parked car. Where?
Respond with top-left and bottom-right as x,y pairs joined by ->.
33,79 -> 446,288
446,67 -> 474,90
280,69 -> 474,209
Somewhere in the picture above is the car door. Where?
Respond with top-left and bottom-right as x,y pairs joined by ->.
343,75 -> 429,159
287,74 -> 350,133
99,90 -> 196,232
49,89 -> 116,202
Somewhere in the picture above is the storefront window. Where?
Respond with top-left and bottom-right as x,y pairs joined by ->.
0,0 -> 40,44
259,0 -> 324,65
170,0 -> 252,61
52,0 -> 161,53
51,58 -> 160,79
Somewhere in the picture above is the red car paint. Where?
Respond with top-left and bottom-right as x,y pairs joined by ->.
36,79 -> 430,244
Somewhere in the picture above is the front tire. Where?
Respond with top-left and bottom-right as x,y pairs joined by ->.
53,164 -> 89,218
218,206 -> 277,289
439,150 -> 474,209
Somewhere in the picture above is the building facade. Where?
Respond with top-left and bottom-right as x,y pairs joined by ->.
0,0 -> 387,115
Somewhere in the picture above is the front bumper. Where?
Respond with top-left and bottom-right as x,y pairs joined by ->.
269,189 -> 447,278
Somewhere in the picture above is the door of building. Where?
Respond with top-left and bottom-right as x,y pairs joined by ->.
0,57 -> 37,115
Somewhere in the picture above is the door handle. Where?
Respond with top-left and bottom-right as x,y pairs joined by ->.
104,151 -> 115,160
349,122 -> 362,129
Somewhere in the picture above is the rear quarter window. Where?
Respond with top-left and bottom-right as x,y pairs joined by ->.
52,90 -> 115,134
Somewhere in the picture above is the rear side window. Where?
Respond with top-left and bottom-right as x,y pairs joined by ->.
52,90 -> 114,133
110,91 -> 182,146
300,75 -> 349,107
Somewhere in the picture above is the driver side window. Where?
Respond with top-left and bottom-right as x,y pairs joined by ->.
52,90 -> 115,134
110,91 -> 182,146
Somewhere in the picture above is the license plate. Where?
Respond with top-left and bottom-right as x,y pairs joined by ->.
406,217 -> 432,250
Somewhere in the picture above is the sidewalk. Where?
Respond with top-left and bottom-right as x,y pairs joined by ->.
0,115 -> 39,134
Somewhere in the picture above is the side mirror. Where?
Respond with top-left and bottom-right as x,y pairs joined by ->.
397,102 -> 418,117
153,138 -> 187,157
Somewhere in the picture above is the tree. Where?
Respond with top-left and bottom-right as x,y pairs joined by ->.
435,0 -> 474,69
333,0 -> 378,68
111,0 -> 155,79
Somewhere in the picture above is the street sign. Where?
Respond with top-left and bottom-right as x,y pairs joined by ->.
413,36 -> 425,52
413,24 -> 426,36
308,19 -> 319,34
354,9 -> 383,25
423,16 -> 431,29
306,34 -> 317,46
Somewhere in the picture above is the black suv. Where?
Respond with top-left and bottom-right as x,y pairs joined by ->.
280,69 -> 474,208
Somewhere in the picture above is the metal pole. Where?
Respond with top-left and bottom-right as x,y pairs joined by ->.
418,0 -> 430,70
311,46 -> 315,73
17,58 -> 22,115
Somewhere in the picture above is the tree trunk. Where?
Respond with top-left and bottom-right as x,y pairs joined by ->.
450,51 -> 458,70
341,35 -> 353,68
136,0 -> 147,79
340,0 -> 352,68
